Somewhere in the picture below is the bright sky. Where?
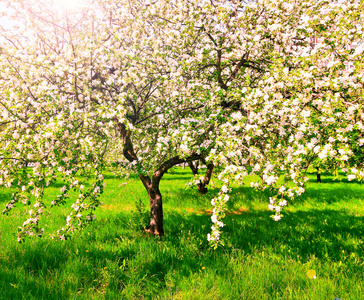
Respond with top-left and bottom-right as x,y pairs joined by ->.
0,0 -> 86,17
51,0 -> 86,11
0,3 -> 17,32
0,0 -> 87,46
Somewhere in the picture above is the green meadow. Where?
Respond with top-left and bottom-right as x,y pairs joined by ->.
0,168 -> 363,299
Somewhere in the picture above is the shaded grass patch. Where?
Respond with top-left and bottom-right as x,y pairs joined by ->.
0,167 -> 363,299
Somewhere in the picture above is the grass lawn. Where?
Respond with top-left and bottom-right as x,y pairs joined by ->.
0,167 -> 363,299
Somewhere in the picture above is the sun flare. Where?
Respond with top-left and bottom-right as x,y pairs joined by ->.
51,0 -> 86,12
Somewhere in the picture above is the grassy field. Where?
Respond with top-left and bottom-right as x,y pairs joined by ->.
0,168 -> 364,299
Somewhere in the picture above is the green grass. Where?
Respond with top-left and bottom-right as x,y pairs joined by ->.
0,168 -> 364,299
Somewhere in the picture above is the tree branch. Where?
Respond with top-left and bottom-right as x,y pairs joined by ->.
152,153 -> 203,189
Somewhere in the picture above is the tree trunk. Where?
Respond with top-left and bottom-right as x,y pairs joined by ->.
188,161 -> 199,176
316,168 -> 321,183
147,187 -> 164,236
189,160 -> 214,194
116,117 -> 203,238
317,173 -> 321,183
196,163 -> 214,194
191,158 -> 214,195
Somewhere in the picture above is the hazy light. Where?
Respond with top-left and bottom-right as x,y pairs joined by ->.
51,0 -> 86,12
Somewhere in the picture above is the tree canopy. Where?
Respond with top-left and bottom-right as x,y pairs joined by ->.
0,0 -> 363,245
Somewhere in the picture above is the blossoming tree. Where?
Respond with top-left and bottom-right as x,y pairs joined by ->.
0,0 -> 363,245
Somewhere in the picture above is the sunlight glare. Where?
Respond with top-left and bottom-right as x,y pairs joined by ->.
52,0 -> 86,12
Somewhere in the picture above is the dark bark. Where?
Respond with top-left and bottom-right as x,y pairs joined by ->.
116,118 -> 203,236
188,160 -> 199,176
147,154 -> 203,235
317,172 -> 321,183
147,186 -> 164,235
196,162 -> 214,194
189,159 -> 214,194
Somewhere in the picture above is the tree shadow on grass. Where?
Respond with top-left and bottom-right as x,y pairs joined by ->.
0,229 -> 134,299
0,267 -> 66,300
158,181 -> 364,217
0,189 -> 13,204
307,177 -> 363,184
0,241 -> 76,299
227,209 -> 364,261
294,186 -> 364,205
219,184 -> 364,208
1,180 -> 364,299
96,208 -> 364,297
1,205 -> 363,299
165,184 -> 364,263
